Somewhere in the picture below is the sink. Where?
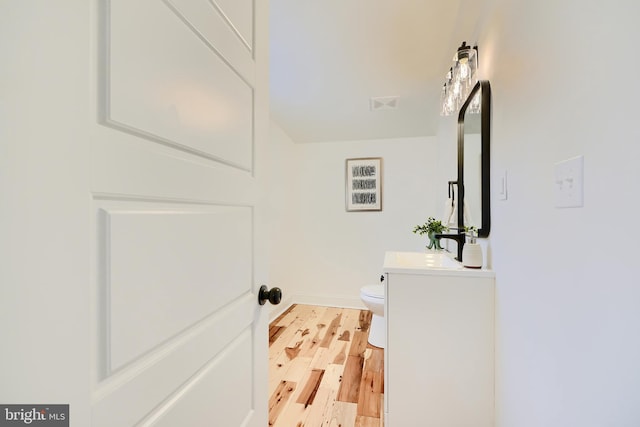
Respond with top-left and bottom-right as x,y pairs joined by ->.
383,251 -> 494,277
391,251 -> 461,269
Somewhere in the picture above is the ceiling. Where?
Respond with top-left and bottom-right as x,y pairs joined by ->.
269,0 -> 465,143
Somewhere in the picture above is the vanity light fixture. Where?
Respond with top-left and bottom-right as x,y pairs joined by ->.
440,42 -> 478,116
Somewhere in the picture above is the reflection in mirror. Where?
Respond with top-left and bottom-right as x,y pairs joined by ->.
457,80 -> 491,237
463,109 -> 482,230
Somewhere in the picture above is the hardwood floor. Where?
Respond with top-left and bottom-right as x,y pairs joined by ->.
269,304 -> 384,427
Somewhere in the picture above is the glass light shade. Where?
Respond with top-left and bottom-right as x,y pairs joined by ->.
440,42 -> 479,116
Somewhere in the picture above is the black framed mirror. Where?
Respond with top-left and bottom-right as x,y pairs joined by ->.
457,80 -> 491,237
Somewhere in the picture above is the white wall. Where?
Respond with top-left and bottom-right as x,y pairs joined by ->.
267,122 -> 301,313
268,123 -> 441,308
441,0 -> 640,425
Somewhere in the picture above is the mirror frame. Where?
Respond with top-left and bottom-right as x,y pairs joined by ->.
457,80 -> 491,237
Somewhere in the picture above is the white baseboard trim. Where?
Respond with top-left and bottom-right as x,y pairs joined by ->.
268,295 -> 295,322
269,293 -> 366,322
293,294 -> 365,310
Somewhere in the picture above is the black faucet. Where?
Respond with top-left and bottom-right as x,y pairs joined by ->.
435,231 -> 466,262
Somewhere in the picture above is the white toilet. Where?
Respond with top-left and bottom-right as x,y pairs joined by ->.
360,284 -> 385,348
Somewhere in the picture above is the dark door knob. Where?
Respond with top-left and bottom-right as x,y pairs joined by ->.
258,285 -> 282,305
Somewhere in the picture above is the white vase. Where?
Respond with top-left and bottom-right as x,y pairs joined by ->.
462,243 -> 483,268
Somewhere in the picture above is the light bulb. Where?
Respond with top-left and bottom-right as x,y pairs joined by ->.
446,93 -> 455,112
458,59 -> 471,81
453,80 -> 461,96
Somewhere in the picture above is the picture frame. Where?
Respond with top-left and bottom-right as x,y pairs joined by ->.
345,157 -> 383,212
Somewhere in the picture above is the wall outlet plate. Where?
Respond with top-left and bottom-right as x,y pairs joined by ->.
554,155 -> 584,208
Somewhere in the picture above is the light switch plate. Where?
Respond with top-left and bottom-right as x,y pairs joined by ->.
554,155 -> 584,208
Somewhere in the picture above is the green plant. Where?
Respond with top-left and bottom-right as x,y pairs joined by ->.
463,225 -> 477,236
413,217 -> 448,236
414,217 -> 448,250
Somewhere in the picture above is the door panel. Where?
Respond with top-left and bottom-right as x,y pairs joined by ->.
168,0 -> 255,68
139,328 -> 254,426
105,0 -> 254,170
91,293 -> 257,426
100,203 -> 252,373
209,0 -> 254,50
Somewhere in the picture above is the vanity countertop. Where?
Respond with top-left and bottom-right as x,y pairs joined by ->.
383,250 -> 495,278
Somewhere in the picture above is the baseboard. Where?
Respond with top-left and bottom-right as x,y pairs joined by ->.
293,293 -> 365,310
268,295 -> 295,322
268,293 -> 366,322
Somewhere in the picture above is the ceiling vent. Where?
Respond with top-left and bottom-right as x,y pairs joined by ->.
370,96 -> 399,111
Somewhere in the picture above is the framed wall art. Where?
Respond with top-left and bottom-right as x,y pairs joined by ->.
345,157 -> 383,212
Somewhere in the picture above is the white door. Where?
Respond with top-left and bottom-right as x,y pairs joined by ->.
0,1 -> 271,425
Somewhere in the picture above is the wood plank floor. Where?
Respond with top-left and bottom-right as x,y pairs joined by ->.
269,304 -> 384,427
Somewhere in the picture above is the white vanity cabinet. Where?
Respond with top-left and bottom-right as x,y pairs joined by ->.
383,251 -> 495,427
